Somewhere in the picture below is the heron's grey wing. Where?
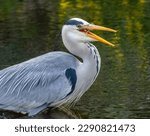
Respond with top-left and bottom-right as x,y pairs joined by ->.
0,52 -> 79,115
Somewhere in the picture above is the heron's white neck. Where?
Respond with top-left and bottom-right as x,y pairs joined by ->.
62,37 -> 88,59
62,27 -> 100,61
62,27 -> 101,76
62,26 -> 101,102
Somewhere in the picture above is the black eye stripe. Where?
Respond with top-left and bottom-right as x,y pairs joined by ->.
65,20 -> 84,25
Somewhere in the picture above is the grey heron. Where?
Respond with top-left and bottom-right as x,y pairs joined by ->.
0,18 -> 117,116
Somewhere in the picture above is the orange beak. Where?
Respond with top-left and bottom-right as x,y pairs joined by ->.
79,24 -> 117,47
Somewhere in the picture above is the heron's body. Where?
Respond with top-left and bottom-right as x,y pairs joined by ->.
0,18 -> 116,116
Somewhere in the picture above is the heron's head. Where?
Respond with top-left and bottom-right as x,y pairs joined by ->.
62,18 -> 117,47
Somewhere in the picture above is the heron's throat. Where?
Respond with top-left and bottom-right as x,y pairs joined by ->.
63,34 -> 101,73
62,36 -> 89,59
62,26 -> 100,62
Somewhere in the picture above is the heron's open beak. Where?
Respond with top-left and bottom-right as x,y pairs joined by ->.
79,24 -> 117,47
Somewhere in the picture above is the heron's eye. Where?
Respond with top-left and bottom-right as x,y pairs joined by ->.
76,24 -> 82,29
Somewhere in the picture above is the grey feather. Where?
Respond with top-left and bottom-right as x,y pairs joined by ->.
0,51 -> 79,115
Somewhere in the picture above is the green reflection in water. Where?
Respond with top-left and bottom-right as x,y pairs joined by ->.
0,0 -> 150,118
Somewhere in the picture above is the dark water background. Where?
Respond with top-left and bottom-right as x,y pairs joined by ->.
0,0 -> 150,119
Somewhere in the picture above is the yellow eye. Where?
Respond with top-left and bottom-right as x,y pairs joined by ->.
76,24 -> 82,29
